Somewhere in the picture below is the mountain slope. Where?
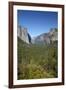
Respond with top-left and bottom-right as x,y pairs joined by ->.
32,28 -> 58,45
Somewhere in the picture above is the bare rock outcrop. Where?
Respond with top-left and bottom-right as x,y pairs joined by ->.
17,26 -> 31,44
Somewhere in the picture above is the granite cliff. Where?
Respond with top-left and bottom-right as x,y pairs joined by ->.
32,28 -> 58,44
17,26 -> 31,44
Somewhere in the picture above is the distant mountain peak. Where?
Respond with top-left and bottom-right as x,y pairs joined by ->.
32,28 -> 58,45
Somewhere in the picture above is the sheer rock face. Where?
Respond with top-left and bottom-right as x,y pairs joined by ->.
32,28 -> 58,44
49,28 -> 58,42
17,26 -> 31,44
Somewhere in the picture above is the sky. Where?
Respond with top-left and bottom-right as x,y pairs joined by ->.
17,10 -> 58,38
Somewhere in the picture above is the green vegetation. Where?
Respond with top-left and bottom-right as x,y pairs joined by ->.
17,37 -> 58,79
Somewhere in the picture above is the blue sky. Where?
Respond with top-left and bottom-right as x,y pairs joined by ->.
17,10 -> 58,38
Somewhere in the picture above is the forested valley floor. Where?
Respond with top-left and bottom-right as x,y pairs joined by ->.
17,38 -> 58,79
